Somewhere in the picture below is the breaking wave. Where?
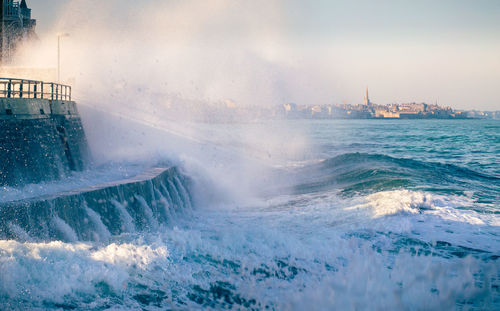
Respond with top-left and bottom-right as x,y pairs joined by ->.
292,153 -> 500,205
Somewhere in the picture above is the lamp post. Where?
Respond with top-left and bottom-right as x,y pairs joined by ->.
57,33 -> 70,83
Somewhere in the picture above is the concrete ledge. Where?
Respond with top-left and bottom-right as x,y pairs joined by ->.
50,100 -> 78,115
0,98 -> 51,119
0,98 -> 79,119
13,167 -> 174,204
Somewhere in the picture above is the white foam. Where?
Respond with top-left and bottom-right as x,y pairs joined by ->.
0,240 -> 169,307
341,190 -> 500,252
91,243 -> 169,269
349,190 -> 491,225
0,203 -> 497,309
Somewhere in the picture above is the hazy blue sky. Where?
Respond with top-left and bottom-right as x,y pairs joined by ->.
26,0 -> 500,110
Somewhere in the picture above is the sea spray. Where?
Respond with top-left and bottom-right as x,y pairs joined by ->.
6,223 -> 31,242
84,204 -> 112,242
134,194 -> 159,230
154,187 -> 174,224
160,182 -> 175,209
50,216 -> 79,243
111,199 -> 136,233
174,176 -> 193,210
167,179 -> 183,210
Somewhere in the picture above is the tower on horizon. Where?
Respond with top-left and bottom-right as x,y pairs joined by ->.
363,87 -> 371,106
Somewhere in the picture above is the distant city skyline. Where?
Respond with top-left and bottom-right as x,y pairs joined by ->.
25,0 -> 500,110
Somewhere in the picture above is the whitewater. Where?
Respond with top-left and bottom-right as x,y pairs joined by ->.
0,118 -> 499,310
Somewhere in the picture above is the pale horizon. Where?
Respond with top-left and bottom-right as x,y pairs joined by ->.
26,0 -> 500,110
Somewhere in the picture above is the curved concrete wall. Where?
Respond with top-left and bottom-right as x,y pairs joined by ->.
0,167 -> 193,242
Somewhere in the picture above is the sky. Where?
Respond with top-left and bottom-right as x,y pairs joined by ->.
24,0 -> 500,110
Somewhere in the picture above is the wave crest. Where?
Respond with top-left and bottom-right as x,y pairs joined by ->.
292,153 -> 499,199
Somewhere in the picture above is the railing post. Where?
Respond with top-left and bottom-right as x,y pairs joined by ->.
51,83 -> 54,100
34,83 -> 37,99
69,86 -> 72,101
19,81 -> 23,98
7,79 -> 12,98
41,82 -> 44,99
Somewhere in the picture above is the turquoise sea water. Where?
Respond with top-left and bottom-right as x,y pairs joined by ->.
0,119 -> 499,310
297,119 -> 499,203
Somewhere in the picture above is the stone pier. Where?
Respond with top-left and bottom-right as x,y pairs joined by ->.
0,80 -> 91,187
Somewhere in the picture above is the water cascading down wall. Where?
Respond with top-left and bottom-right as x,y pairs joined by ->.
0,93 -> 193,242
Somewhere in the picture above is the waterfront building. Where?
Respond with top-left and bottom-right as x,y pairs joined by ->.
374,108 -> 400,118
0,0 -> 36,64
311,105 -> 322,115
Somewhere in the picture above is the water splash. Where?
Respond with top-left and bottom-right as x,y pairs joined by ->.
84,204 -> 111,242
174,176 -> 192,210
134,194 -> 159,230
167,179 -> 183,210
154,187 -> 174,224
111,199 -> 136,234
50,216 -> 78,243
160,182 -> 175,209
6,223 -> 31,242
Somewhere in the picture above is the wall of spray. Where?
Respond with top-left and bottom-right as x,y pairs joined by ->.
10,0 -> 316,207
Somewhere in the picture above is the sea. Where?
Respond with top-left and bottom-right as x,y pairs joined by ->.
0,119 -> 499,310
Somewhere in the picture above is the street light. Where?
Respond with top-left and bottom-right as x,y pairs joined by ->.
57,33 -> 70,83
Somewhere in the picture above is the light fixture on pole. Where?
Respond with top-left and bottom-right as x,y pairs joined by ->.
57,33 -> 70,83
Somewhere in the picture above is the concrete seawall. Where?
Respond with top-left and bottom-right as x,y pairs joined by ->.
0,167 -> 193,242
0,98 -> 91,186
0,84 -> 195,243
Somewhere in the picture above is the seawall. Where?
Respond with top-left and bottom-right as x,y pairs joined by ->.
0,98 -> 91,187
0,167 -> 193,242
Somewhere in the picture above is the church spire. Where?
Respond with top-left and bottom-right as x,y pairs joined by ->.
364,87 -> 371,106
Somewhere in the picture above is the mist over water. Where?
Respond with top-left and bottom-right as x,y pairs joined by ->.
1,1 -> 499,310
19,0 -> 500,111
17,0 -> 311,110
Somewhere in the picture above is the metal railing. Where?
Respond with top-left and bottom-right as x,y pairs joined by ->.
0,78 -> 72,101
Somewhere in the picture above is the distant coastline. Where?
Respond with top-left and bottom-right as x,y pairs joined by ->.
115,88 -> 499,122
281,102 -> 499,120
281,88 -> 499,120
159,100 -> 499,122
